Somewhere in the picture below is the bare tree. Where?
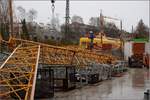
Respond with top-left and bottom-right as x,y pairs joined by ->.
27,8 -> 37,22
55,13 -> 60,31
71,15 -> 84,24
89,17 -> 99,27
17,6 -> 38,40
104,22 -> 120,38
17,6 -> 26,20
50,13 -> 60,31
17,7 -> 37,22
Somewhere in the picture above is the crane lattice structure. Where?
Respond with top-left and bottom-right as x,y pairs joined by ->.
99,10 -> 122,44
0,1 -> 118,99
0,37 -> 117,100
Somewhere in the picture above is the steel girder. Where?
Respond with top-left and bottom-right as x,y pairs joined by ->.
9,38 -> 117,66
0,44 -> 40,100
0,38 -> 117,99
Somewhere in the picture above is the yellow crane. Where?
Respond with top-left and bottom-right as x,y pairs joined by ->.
99,10 -> 122,44
0,2 -> 119,99
0,37 -> 118,100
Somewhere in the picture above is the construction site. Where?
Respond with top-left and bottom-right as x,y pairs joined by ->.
0,0 -> 150,100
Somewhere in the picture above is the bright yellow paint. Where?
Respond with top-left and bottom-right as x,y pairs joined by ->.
0,37 -> 118,99
79,36 -> 121,48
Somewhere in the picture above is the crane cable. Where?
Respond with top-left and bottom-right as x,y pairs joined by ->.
51,0 -> 55,29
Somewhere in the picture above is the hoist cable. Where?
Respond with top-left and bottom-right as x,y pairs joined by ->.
51,0 -> 55,30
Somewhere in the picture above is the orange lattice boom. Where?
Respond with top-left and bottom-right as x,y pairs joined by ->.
0,38 -> 117,99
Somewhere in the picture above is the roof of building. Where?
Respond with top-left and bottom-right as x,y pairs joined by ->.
131,38 -> 149,43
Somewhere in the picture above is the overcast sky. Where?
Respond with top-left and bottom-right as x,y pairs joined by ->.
14,0 -> 149,32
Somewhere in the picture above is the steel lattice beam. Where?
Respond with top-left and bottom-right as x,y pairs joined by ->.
0,44 -> 40,100
0,38 -> 117,99
10,38 -> 117,65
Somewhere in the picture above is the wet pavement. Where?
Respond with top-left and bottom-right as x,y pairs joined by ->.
52,68 -> 150,100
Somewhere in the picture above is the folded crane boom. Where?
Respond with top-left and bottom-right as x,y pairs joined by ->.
0,38 -> 117,99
